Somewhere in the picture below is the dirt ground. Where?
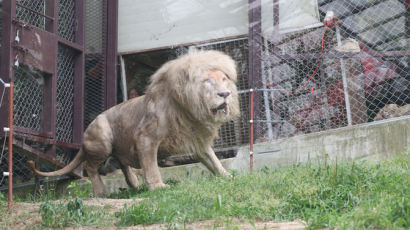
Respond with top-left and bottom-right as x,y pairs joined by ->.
3,199 -> 306,229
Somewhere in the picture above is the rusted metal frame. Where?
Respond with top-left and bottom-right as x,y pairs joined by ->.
59,38 -> 84,52
15,2 -> 55,21
100,0 -> 108,110
248,0 -> 262,170
42,1 -> 57,137
72,0 -> 85,145
0,0 -> 16,135
14,126 -> 53,138
13,139 -> 65,168
55,141 -> 81,149
48,0 -> 59,160
0,0 -> 16,208
13,132 -> 54,145
105,0 -> 118,108
45,0 -> 56,32
13,130 -> 80,148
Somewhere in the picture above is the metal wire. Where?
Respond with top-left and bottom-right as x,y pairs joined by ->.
0,132 -> 8,187
0,86 -> 5,108
0,133 -> 7,167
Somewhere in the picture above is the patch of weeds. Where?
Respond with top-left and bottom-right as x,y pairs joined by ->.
40,197 -> 105,228
0,192 -> 5,204
108,184 -> 149,199
24,182 -> 60,202
116,153 -> 409,229
0,192 -> 10,229
67,179 -> 93,199
165,178 -> 180,186
109,179 -> 179,199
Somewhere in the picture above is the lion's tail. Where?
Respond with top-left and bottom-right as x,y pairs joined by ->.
28,148 -> 85,177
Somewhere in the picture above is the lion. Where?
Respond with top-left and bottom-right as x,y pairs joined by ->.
28,50 -> 240,197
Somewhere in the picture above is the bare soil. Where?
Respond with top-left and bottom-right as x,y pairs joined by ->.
2,199 -> 306,229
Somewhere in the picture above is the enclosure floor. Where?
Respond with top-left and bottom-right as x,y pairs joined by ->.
3,199 -> 305,229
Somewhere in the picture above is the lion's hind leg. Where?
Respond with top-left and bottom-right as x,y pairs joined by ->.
84,158 -> 107,197
82,114 -> 114,197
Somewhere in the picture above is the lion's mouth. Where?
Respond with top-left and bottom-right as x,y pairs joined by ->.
212,103 -> 228,115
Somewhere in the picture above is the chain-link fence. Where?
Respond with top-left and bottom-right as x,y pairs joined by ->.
84,0 -> 105,128
16,0 -> 46,30
254,0 -> 409,142
195,38 -> 250,156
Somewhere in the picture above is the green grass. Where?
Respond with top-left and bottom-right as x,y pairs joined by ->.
114,153 -> 409,229
38,197 -> 106,228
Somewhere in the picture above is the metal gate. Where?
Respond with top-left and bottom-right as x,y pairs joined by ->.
0,0 -> 118,188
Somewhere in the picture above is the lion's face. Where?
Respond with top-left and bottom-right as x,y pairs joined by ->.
148,50 -> 240,125
197,70 -> 239,122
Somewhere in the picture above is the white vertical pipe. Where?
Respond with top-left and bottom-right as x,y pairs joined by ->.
336,27 -> 352,126
120,55 -> 128,101
262,39 -> 274,139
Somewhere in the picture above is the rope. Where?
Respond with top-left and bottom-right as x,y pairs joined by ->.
265,19 -> 340,94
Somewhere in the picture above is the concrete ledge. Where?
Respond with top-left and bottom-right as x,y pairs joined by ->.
236,116 -> 410,171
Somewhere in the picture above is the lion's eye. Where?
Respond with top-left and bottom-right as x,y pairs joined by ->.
222,77 -> 227,82
204,78 -> 212,84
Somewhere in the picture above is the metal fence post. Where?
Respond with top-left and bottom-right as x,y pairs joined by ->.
248,0 -> 262,170
8,82 -> 13,208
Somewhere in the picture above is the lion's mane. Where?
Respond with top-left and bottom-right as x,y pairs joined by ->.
145,50 -> 240,155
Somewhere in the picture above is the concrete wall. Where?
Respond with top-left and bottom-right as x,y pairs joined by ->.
228,115 -> 410,172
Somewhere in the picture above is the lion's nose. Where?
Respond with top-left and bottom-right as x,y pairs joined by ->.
217,91 -> 231,98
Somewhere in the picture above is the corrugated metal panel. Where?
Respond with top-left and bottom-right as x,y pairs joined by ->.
118,0 -> 321,53
262,0 -> 321,36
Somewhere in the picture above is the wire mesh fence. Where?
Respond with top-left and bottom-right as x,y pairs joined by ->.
56,45 -> 75,143
254,0 -> 410,142
195,38 -> 250,155
16,0 -> 46,30
84,0 -> 105,129
13,66 -> 44,131
58,0 -> 76,42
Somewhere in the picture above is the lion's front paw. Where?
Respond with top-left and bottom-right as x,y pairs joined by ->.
147,182 -> 170,191
220,170 -> 232,178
